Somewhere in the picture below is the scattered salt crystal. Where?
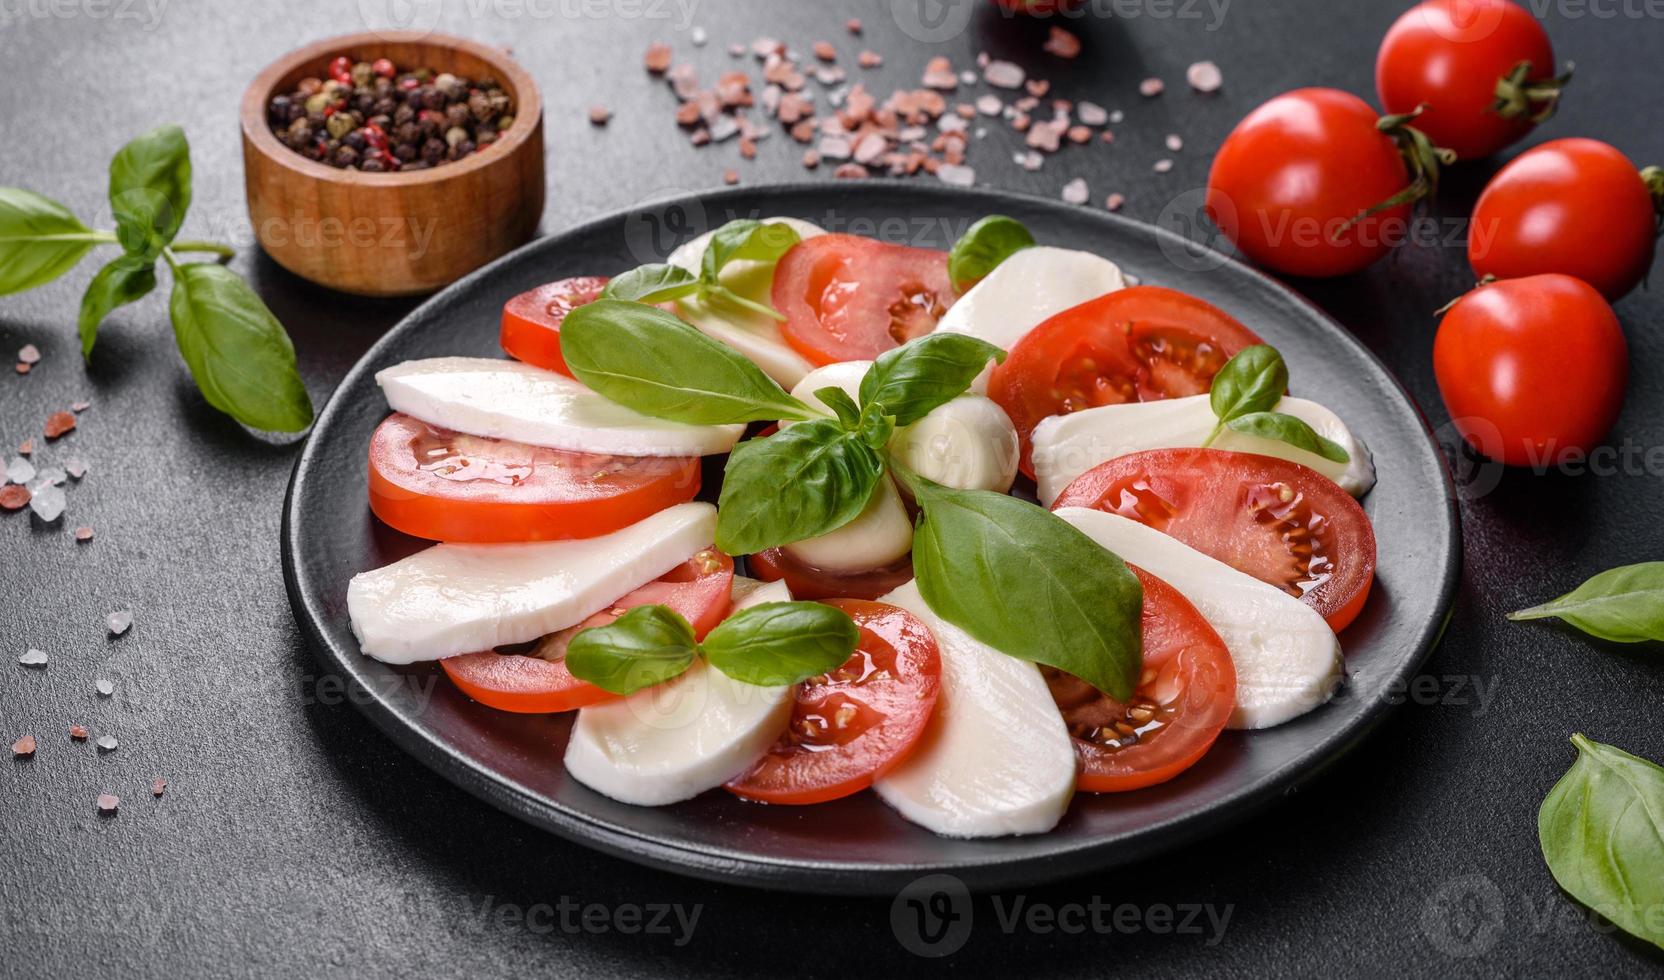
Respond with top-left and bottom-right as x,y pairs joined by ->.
28,466 -> 65,490
588,105 -> 611,125
818,136 -> 852,160
846,18 -> 862,34
107,610 -> 133,636
97,793 -> 119,813
960,70 -> 977,85
939,115 -> 968,135
19,649 -> 47,667
728,43 -> 745,57
984,61 -> 1025,89
976,95 -> 1002,116
28,483 -> 65,522
833,163 -> 870,179
1153,158 -> 1174,173
96,735 -> 118,752
1018,151 -> 1044,171
1061,177 -> 1090,205
17,439 -> 31,456
1077,101 -> 1108,126
1067,125 -> 1091,144
854,133 -> 888,163
922,56 -> 957,90
707,115 -> 740,142
17,344 -> 39,364
70,725 -> 88,740
1105,193 -> 1126,211
1109,109 -> 1125,124
1025,119 -> 1064,152
74,526 -> 93,542
858,50 -> 882,68
1139,78 -> 1165,97
1187,60 -> 1223,93
64,458 -> 86,479
643,42 -> 673,74
936,164 -> 976,187
6,456 -> 35,485
1166,134 -> 1184,152
723,169 -> 740,185
96,679 -> 114,697
12,735 -> 35,757
691,27 -> 708,47
71,401 -> 90,413
1043,26 -> 1082,59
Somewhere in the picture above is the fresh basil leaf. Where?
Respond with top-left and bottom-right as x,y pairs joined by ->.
716,420 -> 885,555
947,215 -> 1035,291
700,220 -> 802,282
815,386 -> 862,428
1538,733 -> 1664,951
702,601 -> 859,686
565,605 -> 699,695
858,333 -> 1006,427
855,401 -> 895,450
902,473 -> 1143,700
1209,344 -> 1287,425
78,255 -> 156,358
0,187 -> 101,295
601,263 -> 700,304
1226,411 -> 1351,463
1509,562 -> 1664,643
167,261 -> 313,432
109,125 -> 192,258
562,299 -> 814,424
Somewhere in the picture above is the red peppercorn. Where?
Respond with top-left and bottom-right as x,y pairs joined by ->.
372,57 -> 396,78
363,124 -> 388,150
329,56 -> 353,85
399,76 -> 420,90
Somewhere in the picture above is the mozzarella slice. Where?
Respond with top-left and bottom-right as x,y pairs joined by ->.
1053,508 -> 1342,730
377,357 -> 743,457
872,580 -> 1077,838
889,394 -> 1019,493
934,246 -> 1125,391
782,476 -> 913,573
783,360 -> 871,426
347,502 -> 716,664
563,579 -> 796,806
668,217 -> 826,389
1032,393 -> 1374,504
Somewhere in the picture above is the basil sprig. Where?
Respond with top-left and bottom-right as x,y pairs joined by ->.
1201,344 -> 1349,464
567,600 -> 858,695
1509,562 -> 1664,643
1538,734 -> 1664,951
860,332 -> 1006,427
947,215 -> 1035,291
602,219 -> 800,321
0,125 -> 312,432
716,419 -> 886,556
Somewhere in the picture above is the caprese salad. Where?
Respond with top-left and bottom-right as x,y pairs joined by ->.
345,212 -> 1379,838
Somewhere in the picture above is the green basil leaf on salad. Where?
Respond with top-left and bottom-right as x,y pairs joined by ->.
947,215 -> 1035,291
0,187 -> 103,295
701,219 -> 802,281
167,261 -> 314,432
566,605 -> 699,695
855,401 -> 895,450
78,254 -> 157,358
900,473 -> 1144,700
109,124 -> 192,258
858,333 -> 1006,427
1226,411 -> 1351,463
1509,562 -> 1664,643
716,419 -> 886,556
702,601 -> 859,686
1208,344 -> 1288,425
561,299 -> 815,424
814,386 -> 863,428
600,263 -> 700,305
1538,733 -> 1664,951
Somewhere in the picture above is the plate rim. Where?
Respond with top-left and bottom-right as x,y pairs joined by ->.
281,181 -> 1462,895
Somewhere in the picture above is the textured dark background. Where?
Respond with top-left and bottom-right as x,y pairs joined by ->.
3,0 -> 1663,976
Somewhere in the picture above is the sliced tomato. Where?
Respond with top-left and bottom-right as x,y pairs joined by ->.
726,599 -> 941,805
440,550 -> 735,713
1053,448 -> 1376,632
500,275 -> 610,376
367,413 -> 701,543
987,286 -> 1263,475
1044,567 -> 1235,793
747,547 -> 914,602
773,234 -> 956,365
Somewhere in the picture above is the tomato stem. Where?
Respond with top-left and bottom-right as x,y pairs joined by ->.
1641,166 -> 1664,234
1330,105 -> 1455,241
1491,60 -> 1574,125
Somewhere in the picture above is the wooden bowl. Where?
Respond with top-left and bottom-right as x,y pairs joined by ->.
240,32 -> 544,297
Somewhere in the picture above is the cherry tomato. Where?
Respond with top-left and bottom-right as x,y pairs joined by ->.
440,550 -> 734,713
987,286 -> 1263,475
746,547 -> 914,602
773,234 -> 956,364
500,276 -> 611,377
1053,448 -> 1377,632
1206,88 -> 1431,278
367,413 -> 700,543
1376,0 -> 1564,161
1044,567 -> 1235,792
1469,139 -> 1661,301
726,599 -> 941,805
1433,274 -> 1627,467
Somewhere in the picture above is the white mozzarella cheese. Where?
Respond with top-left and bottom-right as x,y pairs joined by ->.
376,357 -> 743,457
1031,393 -> 1375,505
668,217 -> 826,388
889,394 -> 1020,493
872,580 -> 1077,838
782,476 -> 913,573
347,502 -> 716,664
1053,507 -> 1343,730
563,579 -> 796,806
783,360 -> 871,427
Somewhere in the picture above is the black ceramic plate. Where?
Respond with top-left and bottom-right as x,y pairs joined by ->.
282,183 -> 1460,895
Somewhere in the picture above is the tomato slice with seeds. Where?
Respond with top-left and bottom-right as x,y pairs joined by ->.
1052,448 -> 1376,632
1044,567 -> 1236,793
746,548 -> 915,602
773,234 -> 956,365
988,286 -> 1263,476
500,275 -> 610,377
440,550 -> 734,714
368,413 -> 701,543
725,598 -> 941,805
